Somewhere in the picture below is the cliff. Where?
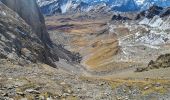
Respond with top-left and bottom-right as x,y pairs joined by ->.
0,0 -> 81,66
0,0 -> 60,67
1,0 -> 51,44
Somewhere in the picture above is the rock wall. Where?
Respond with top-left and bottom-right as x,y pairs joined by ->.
1,0 -> 51,44
0,0 -> 82,66
0,0 -> 60,67
0,2 -> 55,65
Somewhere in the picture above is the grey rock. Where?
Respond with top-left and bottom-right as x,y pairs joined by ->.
1,0 -> 51,44
25,89 -> 40,94
62,93 -> 70,97
0,2 -> 59,67
16,92 -> 25,97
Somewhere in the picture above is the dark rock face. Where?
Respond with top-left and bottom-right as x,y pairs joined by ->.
0,2 -> 57,66
148,54 -> 170,69
136,54 -> 170,72
136,5 -> 170,19
112,14 -> 130,20
1,0 -> 51,44
160,7 -> 170,17
146,5 -> 163,18
0,0 -> 82,67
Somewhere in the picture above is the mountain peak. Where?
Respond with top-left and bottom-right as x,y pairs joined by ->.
37,0 -> 170,15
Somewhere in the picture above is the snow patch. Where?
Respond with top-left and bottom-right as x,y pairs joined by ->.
0,11 -> 6,16
139,18 -> 150,25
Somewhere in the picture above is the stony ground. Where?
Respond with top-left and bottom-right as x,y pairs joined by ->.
0,59 -> 170,100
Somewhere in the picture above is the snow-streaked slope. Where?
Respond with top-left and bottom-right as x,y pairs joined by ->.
37,0 -> 139,15
136,0 -> 145,5
111,0 -> 140,12
109,6 -> 170,62
140,0 -> 170,11
37,0 -> 170,15
139,15 -> 170,30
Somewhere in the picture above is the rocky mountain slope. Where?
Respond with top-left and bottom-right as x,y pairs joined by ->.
0,2 -> 52,65
0,0 -> 170,99
1,0 -> 51,44
110,5 -> 170,63
2,0 -> 83,67
136,5 -> 170,19
37,0 -> 170,15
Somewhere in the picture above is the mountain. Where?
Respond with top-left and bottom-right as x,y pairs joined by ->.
111,0 -> 140,12
0,1 -> 55,65
37,0 -> 170,15
1,0 -> 51,44
0,0 -> 82,67
36,0 -> 139,15
136,5 -> 170,19
140,0 -> 170,11
110,5 -> 170,66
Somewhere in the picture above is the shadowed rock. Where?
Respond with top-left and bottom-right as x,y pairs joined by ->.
136,5 -> 170,19
0,0 -> 82,67
0,2 -> 54,65
0,0 -> 61,67
1,0 -> 51,44
148,54 -> 170,69
135,54 -> 170,72
112,14 -> 130,20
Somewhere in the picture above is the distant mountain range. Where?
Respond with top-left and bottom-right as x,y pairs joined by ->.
37,0 -> 170,15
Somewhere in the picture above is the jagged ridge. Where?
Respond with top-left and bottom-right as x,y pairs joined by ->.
37,0 -> 170,15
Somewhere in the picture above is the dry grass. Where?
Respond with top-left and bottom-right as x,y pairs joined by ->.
71,38 -> 89,47
84,39 -> 119,70
80,76 -> 170,95
110,79 -> 169,95
46,15 -> 123,72
46,15 -> 107,35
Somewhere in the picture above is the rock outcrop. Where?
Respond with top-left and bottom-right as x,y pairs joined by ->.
0,2 -> 57,66
111,14 -> 131,20
148,54 -> 170,69
0,0 -> 82,67
1,0 -> 51,44
136,54 -> 170,72
136,5 -> 170,19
